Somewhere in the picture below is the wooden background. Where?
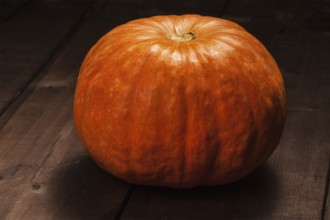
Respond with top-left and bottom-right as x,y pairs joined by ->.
0,0 -> 329,219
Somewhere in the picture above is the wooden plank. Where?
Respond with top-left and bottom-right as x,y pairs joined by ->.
120,0 -> 330,219
0,1 -> 146,219
0,0 -> 93,116
223,0 -> 330,45
0,0 -> 30,23
113,0 -> 229,16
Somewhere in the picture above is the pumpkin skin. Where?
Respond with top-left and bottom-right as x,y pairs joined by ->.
73,14 -> 286,188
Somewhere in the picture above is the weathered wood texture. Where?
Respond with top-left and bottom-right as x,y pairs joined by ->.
0,0 -> 93,115
0,0 -> 329,219
0,1 -> 132,219
0,0 -> 31,23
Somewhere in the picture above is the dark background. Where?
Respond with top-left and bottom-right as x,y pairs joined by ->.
0,0 -> 329,219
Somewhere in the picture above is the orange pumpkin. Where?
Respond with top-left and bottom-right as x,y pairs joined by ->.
73,14 -> 286,188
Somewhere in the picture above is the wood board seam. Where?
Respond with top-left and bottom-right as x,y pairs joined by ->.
114,186 -> 135,220
0,0 -> 105,131
321,157 -> 330,220
0,0 -> 32,24
218,0 -> 232,18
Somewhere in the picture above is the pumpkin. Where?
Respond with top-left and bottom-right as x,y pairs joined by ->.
73,14 -> 286,188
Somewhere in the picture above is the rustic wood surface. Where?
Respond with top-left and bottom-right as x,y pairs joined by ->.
0,0 -> 329,219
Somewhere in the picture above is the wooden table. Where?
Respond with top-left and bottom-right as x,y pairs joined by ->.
1,0 -> 329,219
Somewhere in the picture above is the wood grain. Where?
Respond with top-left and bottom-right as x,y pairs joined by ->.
0,1 -> 137,219
0,0 -> 30,23
0,0 -> 329,219
0,0 -> 93,115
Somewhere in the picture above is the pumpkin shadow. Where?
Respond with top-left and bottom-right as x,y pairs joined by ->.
49,156 -> 279,219
123,163 -> 280,220
47,156 -> 130,220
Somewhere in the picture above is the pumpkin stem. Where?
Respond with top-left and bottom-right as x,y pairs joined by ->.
170,32 -> 196,42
